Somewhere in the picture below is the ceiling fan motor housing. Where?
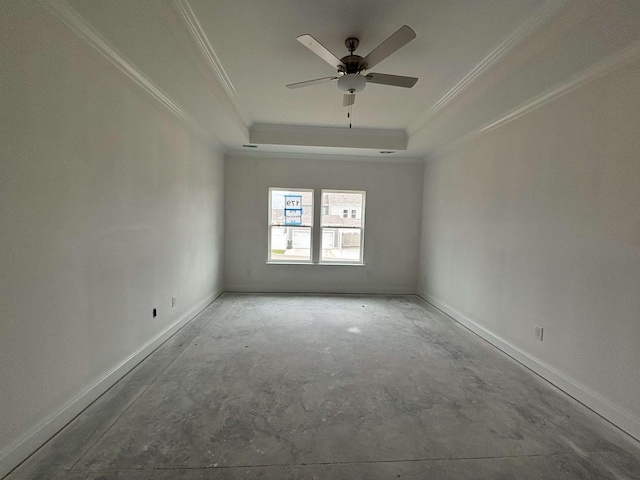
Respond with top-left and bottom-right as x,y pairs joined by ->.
340,54 -> 367,74
341,36 -> 366,74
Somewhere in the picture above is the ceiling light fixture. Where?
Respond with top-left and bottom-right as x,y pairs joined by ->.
337,73 -> 366,94
287,26 -> 418,130
337,75 -> 367,129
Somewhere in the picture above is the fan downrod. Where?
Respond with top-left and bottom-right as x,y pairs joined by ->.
340,37 -> 366,74
345,37 -> 359,54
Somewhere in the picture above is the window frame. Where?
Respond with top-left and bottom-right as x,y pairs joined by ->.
267,187 -> 366,266
267,187 -> 314,264
320,189 -> 366,265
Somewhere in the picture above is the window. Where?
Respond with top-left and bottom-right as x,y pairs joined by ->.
268,188 -> 365,265
321,190 -> 365,264
268,188 -> 313,262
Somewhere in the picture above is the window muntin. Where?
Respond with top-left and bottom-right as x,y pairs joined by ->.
268,188 -> 313,262
321,190 -> 365,264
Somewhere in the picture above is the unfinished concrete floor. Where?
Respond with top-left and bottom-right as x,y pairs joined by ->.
7,294 -> 640,479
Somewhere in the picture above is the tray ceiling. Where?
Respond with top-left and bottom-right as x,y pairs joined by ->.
56,0 -> 640,159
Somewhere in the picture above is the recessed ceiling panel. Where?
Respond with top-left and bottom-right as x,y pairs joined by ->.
187,0 -> 548,130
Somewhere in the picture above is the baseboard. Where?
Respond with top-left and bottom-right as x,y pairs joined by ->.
0,288 -> 223,479
417,291 -> 640,443
224,285 -> 416,295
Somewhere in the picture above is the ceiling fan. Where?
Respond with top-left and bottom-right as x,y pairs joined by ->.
287,25 -> 418,108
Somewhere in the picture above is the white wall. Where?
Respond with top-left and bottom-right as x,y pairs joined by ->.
418,58 -> 640,439
225,154 -> 423,294
0,3 -> 225,476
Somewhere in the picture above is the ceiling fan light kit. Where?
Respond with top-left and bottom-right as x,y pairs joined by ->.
337,73 -> 366,94
287,25 -> 419,127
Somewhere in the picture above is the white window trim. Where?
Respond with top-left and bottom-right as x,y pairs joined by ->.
320,189 -> 366,266
267,187 -> 314,264
268,188 -> 366,266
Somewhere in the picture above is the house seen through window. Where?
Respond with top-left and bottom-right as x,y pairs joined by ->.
268,188 -> 365,264
321,190 -> 365,263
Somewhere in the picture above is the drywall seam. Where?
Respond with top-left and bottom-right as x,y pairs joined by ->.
174,0 -> 251,128
408,0 -> 566,136
417,291 -> 640,443
435,38 -> 640,156
0,289 -> 223,479
41,0 -> 211,141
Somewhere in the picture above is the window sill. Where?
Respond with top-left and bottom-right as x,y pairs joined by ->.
266,261 -> 365,266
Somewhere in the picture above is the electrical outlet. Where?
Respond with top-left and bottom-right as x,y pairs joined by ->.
535,326 -> 544,342
172,296 -> 176,308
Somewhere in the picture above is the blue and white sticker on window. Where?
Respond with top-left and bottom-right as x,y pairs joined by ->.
284,195 -> 303,225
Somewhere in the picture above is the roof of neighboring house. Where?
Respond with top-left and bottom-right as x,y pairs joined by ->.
322,215 -> 362,227
323,193 -> 363,205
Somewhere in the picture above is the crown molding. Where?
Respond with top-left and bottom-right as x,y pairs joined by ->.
434,39 -> 640,156
409,0 -> 566,137
42,0 -> 211,140
173,0 -> 251,128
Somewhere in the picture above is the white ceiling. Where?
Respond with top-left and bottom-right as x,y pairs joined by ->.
59,0 -> 640,159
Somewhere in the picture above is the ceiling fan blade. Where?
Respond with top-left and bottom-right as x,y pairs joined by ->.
297,34 -> 345,70
286,76 -> 338,89
363,25 -> 416,69
365,72 -> 418,88
343,93 -> 355,107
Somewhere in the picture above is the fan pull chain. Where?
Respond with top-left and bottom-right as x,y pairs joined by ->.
348,104 -> 352,129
